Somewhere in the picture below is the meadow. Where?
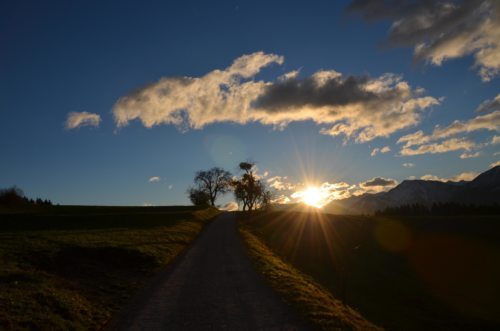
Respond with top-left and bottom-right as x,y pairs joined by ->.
239,210 -> 500,331
0,205 -> 219,330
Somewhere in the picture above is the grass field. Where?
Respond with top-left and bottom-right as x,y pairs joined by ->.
239,210 -> 500,331
0,205 -> 219,330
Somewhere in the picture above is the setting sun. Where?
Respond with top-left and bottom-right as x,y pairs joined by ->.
296,186 -> 328,208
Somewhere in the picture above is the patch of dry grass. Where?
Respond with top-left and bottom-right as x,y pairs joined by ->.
239,226 -> 382,331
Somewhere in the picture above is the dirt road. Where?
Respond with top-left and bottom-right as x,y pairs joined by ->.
110,212 -> 308,330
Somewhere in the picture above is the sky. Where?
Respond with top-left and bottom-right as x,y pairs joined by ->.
1,0 -> 499,207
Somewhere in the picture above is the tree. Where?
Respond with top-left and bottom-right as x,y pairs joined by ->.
188,188 -> 210,206
189,167 -> 232,207
232,162 -> 273,211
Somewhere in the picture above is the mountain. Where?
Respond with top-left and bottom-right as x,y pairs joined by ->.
325,166 -> 500,215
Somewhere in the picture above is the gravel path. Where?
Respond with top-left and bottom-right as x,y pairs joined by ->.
110,212 -> 308,331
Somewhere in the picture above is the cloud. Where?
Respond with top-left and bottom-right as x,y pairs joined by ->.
168,184 -> 173,190
403,162 -> 415,167
491,160 -> 500,168
371,146 -> 391,156
398,111 -> 500,149
148,176 -> 161,183
113,52 -> 439,142
291,181 -> 356,206
421,171 -> 478,182
266,176 -> 296,191
476,94 -> 500,112
65,112 -> 101,129
400,137 -> 477,156
348,0 -> 500,81
451,172 -> 479,181
460,151 -> 481,159
360,177 -> 397,188
491,135 -> 500,144
220,201 -> 239,211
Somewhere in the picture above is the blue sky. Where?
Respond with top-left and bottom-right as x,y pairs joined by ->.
1,0 -> 498,206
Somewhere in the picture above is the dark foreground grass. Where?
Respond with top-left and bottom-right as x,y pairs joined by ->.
239,210 -> 500,331
0,205 -> 219,330
239,226 -> 382,331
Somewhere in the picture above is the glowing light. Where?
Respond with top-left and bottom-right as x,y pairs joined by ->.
295,186 -> 328,208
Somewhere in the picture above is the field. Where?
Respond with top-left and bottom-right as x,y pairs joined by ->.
239,210 -> 500,331
0,205 -> 219,330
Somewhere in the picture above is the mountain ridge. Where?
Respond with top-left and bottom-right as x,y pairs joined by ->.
324,166 -> 500,215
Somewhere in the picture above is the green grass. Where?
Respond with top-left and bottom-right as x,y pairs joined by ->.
238,210 -> 500,331
0,205 -> 219,330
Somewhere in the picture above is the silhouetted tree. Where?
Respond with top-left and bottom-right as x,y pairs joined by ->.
188,188 -> 211,206
0,186 -> 25,206
188,167 -> 232,207
232,162 -> 272,211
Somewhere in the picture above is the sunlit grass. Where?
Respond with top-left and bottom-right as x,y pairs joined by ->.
238,214 -> 381,331
239,210 -> 500,330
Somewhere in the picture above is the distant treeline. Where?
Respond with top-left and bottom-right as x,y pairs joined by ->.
0,186 -> 53,207
375,202 -> 500,216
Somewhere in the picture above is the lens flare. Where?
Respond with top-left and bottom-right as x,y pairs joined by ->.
294,186 -> 328,208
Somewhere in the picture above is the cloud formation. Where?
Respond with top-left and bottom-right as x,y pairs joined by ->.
397,99 -> 500,156
491,160 -> 500,168
113,52 -> 439,142
348,0 -> 500,81
65,112 -> 101,129
460,151 -> 481,159
371,146 -> 391,156
148,176 -> 161,183
360,177 -> 397,188
476,93 -> 500,112
421,171 -> 478,182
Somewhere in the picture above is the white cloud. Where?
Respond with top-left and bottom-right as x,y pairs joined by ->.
168,184 -> 173,190
349,1 -> 500,81
400,137 -> 477,156
403,162 -> 415,168
421,171 -> 478,182
220,201 -> 239,211
371,146 -> 391,156
113,52 -> 439,142
460,151 -> 481,159
65,112 -> 101,129
491,160 -> 500,168
266,176 -> 296,191
148,176 -> 161,183
491,135 -> 500,145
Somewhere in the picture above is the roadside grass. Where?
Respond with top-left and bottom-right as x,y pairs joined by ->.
238,210 -> 500,331
0,205 -> 219,330
239,226 -> 382,331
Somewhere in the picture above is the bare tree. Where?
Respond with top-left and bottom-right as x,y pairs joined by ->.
189,167 -> 232,207
232,162 -> 272,211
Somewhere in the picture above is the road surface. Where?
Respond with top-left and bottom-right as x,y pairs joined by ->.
110,212 -> 308,331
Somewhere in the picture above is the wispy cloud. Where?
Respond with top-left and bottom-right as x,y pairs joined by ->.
348,0 -> 500,81
460,151 -> 481,159
403,162 -> 415,168
148,176 -> 161,183
400,137 -> 477,156
65,112 -> 101,129
491,160 -> 500,168
371,146 -> 391,156
397,96 -> 500,156
113,52 -> 439,143
220,201 -> 239,211
476,94 -> 500,112
421,171 -> 478,182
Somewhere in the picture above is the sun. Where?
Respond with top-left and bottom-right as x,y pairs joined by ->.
301,187 -> 324,208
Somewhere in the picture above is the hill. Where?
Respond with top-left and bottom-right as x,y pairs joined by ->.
325,166 -> 500,215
